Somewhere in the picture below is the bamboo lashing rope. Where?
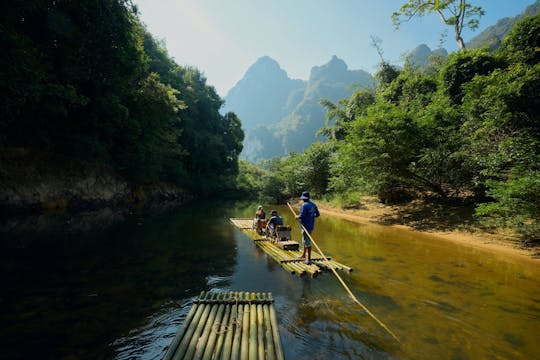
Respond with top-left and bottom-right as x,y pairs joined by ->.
287,202 -> 400,343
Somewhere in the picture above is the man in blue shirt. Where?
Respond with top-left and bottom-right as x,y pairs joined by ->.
296,191 -> 320,264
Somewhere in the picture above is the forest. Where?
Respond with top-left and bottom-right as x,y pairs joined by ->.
1,0 -> 244,194
238,14 -> 540,244
1,1 -> 538,243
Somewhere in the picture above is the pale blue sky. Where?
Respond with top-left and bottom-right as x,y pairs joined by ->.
133,0 -> 536,96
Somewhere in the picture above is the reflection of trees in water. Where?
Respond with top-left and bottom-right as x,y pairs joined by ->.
0,207 -> 130,235
0,201 -> 238,358
0,199 -> 193,235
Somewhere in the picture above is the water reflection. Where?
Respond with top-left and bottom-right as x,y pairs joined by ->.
0,201 -> 238,359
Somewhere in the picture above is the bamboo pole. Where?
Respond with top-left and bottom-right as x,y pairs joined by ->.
212,292 -> 232,360
230,292 -> 243,360
281,256 -> 331,263
222,292 -> 238,360
200,293 -> 226,360
315,254 -> 352,271
192,298 -> 276,305
324,259 -> 352,272
229,218 -> 254,229
287,202 -> 400,343
280,251 -> 320,276
193,292 -> 222,360
267,248 -> 298,273
164,291 -> 202,360
284,260 -> 303,275
262,293 -> 276,360
268,292 -> 285,360
274,247 -> 317,276
249,293 -> 258,359
181,292 -> 216,360
172,292 -> 211,360
268,243 -> 296,259
257,294 -> 265,360
240,292 -> 250,359
258,242 -> 298,274
264,242 -> 307,275
290,261 -> 310,276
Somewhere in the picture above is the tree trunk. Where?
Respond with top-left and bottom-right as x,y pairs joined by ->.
456,35 -> 466,50
455,26 -> 466,50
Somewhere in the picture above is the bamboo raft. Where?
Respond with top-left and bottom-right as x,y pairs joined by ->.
230,218 -> 352,277
164,291 -> 284,360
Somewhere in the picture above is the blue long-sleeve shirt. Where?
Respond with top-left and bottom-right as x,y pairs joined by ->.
298,201 -> 320,232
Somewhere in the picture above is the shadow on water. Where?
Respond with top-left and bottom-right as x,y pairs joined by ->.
0,200 -> 238,359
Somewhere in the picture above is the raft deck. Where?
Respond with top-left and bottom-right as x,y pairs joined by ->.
164,291 -> 284,360
230,218 -> 352,277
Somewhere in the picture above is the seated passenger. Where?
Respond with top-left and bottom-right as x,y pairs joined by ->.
254,205 -> 266,235
255,205 -> 266,220
266,210 -> 284,238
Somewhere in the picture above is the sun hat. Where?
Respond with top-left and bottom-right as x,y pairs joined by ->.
258,205 -> 263,209
300,191 -> 310,200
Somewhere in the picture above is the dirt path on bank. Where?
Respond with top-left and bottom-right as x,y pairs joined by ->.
312,201 -> 539,263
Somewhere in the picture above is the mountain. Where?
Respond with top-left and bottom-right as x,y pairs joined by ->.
224,56 -> 372,161
467,0 -> 540,50
406,44 -> 448,67
280,56 -> 372,153
222,56 -> 305,132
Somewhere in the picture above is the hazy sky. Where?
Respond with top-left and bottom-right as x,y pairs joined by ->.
133,0 -> 536,96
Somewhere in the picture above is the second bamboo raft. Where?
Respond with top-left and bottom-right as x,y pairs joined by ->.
230,218 -> 353,277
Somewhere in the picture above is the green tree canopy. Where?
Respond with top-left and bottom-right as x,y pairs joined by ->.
499,14 -> 540,65
1,0 -> 244,193
392,0 -> 485,49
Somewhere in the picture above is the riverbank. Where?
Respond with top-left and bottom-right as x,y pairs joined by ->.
0,148 -> 193,215
309,197 -> 540,262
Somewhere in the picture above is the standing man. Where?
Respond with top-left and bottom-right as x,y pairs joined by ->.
297,191 -> 320,264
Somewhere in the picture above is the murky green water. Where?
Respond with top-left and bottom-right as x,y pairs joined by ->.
1,201 -> 539,359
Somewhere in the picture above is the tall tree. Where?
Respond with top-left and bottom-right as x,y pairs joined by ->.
1,0 -> 245,193
392,0 -> 485,49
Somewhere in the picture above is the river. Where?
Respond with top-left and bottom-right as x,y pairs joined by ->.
1,200 -> 539,359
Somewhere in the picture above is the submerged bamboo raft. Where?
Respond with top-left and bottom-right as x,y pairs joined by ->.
164,291 -> 284,360
230,218 -> 352,277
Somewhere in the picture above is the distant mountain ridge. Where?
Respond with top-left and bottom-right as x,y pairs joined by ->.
467,0 -> 540,50
224,55 -> 372,161
407,44 -> 448,67
222,56 -> 305,132
280,56 -> 372,154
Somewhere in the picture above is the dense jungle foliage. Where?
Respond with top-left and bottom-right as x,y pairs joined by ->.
2,1 -> 538,242
0,0 -> 244,193
240,15 -> 540,243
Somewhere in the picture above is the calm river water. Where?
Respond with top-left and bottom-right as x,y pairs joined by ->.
1,200 -> 539,359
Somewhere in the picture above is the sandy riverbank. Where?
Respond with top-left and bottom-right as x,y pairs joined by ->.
306,198 -> 540,263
